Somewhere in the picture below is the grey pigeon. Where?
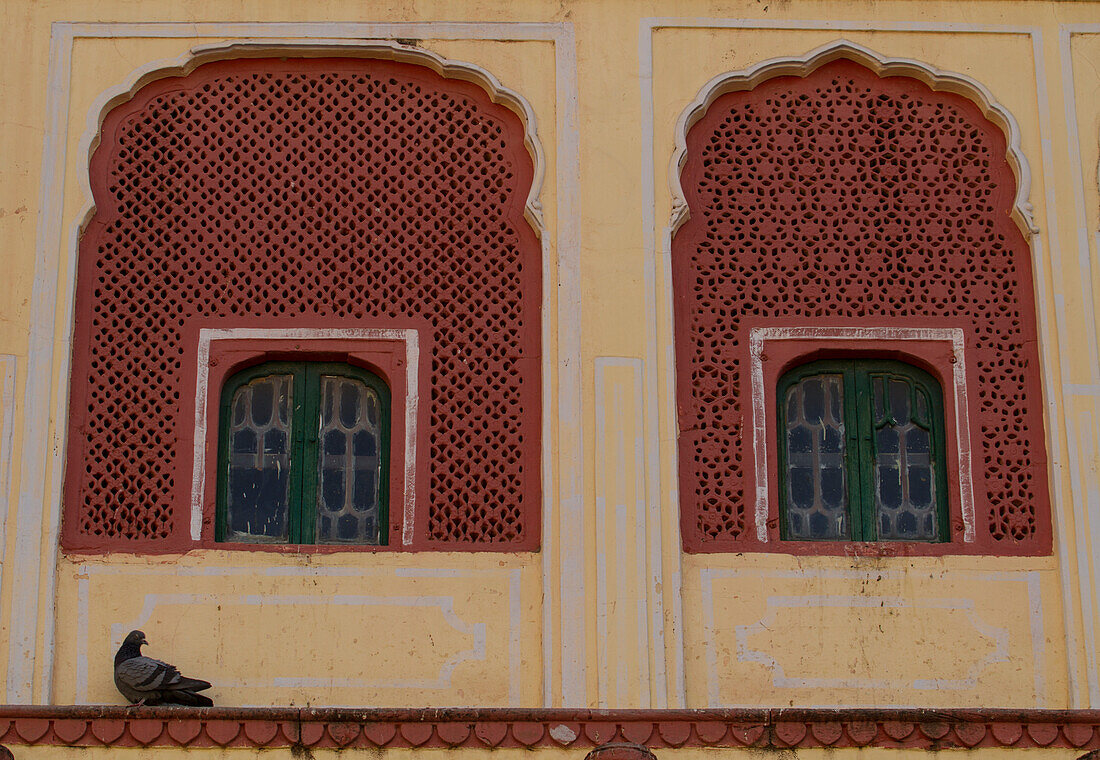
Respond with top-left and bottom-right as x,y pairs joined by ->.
113,630 -> 213,706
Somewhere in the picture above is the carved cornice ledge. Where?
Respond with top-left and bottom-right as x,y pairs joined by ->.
669,40 -> 1039,239
0,707 -> 1099,750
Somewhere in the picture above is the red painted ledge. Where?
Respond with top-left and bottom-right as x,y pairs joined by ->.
0,707 -> 1099,750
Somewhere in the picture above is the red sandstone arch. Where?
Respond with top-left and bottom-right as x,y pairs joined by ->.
63,51 -> 542,551
671,49 -> 1050,554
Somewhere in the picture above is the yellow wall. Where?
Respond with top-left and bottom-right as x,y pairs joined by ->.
1,0 -> 1100,712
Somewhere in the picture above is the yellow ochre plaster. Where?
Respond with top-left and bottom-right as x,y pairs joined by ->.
0,0 -> 1099,720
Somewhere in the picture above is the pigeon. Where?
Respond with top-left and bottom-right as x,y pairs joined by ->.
113,630 -> 213,706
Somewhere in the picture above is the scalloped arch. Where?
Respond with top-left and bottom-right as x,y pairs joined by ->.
76,38 -> 546,237
668,39 -> 1036,238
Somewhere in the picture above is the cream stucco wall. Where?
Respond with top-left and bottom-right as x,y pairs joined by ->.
1,0 -> 1100,713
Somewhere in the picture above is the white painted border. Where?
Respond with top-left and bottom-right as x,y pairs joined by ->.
0,355 -> 17,593
594,357 -> 663,708
668,39 -> 1038,239
117,594 -> 486,690
700,567 -> 1046,708
76,564 -> 522,705
640,18 -> 1083,707
1056,24 -> 1100,707
191,327 -> 421,545
736,595 -> 1008,690
14,21 -> 583,708
748,326 -> 974,543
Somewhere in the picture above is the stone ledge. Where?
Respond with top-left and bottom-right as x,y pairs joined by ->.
0,707 -> 1099,750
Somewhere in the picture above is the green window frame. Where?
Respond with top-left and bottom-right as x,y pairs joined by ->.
777,358 -> 949,542
216,361 -> 391,545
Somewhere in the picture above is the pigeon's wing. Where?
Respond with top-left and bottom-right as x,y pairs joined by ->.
115,655 -> 180,694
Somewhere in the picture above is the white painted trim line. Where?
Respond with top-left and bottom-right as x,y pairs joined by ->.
552,21 -> 586,708
594,357 -> 658,708
1057,24 -> 1100,706
668,39 -> 1037,240
508,568 -> 523,706
737,595 -> 1009,690
747,326 -> 974,543
116,593 -> 485,690
0,355 -> 17,593
638,19 -> 686,711
8,23 -> 73,704
191,327 -> 420,545
702,566 -> 1046,707
77,563 -> 519,702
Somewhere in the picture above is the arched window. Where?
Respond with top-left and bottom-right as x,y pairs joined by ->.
62,54 -> 542,551
217,362 -> 390,545
778,359 -> 947,543
671,53 -> 1051,554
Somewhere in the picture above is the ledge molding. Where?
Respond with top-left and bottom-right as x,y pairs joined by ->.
1,707 -> 1100,749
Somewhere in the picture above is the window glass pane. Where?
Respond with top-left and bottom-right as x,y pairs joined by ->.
225,374 -> 293,541
316,375 -> 383,544
783,374 -> 849,540
873,376 -> 939,541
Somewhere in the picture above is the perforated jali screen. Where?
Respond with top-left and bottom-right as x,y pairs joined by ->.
64,57 -> 541,550
672,60 -> 1050,554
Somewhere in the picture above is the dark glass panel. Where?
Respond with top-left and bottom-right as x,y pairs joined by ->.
783,373 -> 848,540
315,375 -> 384,544
790,468 -> 815,509
872,373 -> 939,541
878,466 -> 902,509
252,381 -> 274,426
821,467 -> 845,508
324,429 -> 346,456
339,383 -> 360,428
910,466 -> 932,506
225,374 -> 293,541
908,427 -> 930,453
888,378 -> 910,424
353,430 -> 376,457
788,426 -> 812,454
803,379 -> 825,423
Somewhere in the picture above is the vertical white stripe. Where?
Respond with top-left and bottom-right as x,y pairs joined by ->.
553,21 -> 586,708
0,355 -> 18,594
75,571 -> 89,704
1057,26 -> 1100,705
8,21 -> 74,704
508,569 -> 522,706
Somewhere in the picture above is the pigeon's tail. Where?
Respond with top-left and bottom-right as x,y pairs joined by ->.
164,690 -> 214,707
173,677 -> 212,692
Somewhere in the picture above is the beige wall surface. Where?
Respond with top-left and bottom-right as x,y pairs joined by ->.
2,0 -> 1100,712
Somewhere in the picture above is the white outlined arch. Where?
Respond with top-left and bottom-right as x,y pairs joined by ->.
10,22 -> 584,707
76,39 -> 547,237
668,39 -> 1038,238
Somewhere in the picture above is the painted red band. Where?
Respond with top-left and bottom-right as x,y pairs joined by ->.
0,707 -> 1098,750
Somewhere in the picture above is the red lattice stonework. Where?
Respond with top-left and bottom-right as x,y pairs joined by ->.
63,57 -> 541,551
673,60 -> 1050,554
